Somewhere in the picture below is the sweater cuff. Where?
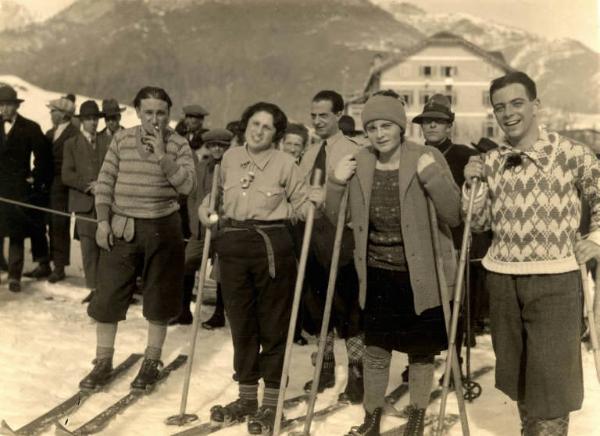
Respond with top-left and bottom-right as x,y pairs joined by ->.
159,154 -> 179,177
585,230 -> 600,247
96,204 -> 111,222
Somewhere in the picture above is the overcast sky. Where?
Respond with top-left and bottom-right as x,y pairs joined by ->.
18,0 -> 600,52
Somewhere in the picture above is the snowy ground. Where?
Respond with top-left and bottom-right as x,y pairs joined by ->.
1,244 -> 600,436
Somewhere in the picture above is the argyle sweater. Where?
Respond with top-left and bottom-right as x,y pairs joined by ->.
95,126 -> 195,221
463,128 -> 600,275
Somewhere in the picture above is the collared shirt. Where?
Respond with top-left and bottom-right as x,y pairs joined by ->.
2,114 -> 17,135
217,145 -> 312,221
53,121 -> 71,142
81,128 -> 96,148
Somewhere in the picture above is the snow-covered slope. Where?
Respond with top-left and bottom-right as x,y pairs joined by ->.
0,0 -> 32,31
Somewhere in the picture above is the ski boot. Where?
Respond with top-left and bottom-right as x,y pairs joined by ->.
247,405 -> 278,435
79,357 -> 113,390
210,398 -> 258,425
130,358 -> 162,391
303,352 -> 335,393
345,407 -> 382,436
338,361 -> 364,404
403,405 -> 426,436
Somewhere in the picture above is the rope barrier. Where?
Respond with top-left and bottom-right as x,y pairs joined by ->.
0,195 -> 99,224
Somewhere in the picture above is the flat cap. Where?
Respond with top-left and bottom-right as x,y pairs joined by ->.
183,104 -> 209,117
201,128 -> 234,145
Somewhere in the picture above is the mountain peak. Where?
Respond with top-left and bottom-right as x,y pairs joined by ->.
0,0 -> 33,31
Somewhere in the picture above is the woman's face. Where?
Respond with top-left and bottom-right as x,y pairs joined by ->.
282,133 -> 305,159
245,111 -> 276,152
365,119 -> 403,155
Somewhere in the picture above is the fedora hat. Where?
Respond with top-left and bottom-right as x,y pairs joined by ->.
0,84 -> 24,103
412,93 -> 455,124
75,100 -> 104,118
102,98 -> 126,116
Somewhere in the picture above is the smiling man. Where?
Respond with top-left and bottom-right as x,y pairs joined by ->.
464,71 -> 600,435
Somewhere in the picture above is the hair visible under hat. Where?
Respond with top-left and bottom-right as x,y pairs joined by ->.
361,94 -> 407,130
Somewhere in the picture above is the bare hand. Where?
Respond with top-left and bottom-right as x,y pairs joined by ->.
142,127 -> 166,158
334,154 -> 357,182
198,205 -> 218,228
574,239 -> 600,264
96,221 -> 114,251
308,186 -> 325,207
464,155 -> 484,186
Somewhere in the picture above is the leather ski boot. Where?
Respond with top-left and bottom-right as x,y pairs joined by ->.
338,361 -> 364,404
210,398 -> 258,424
303,352 -> 335,393
247,405 -> 278,435
345,407 -> 382,436
79,357 -> 113,390
403,405 -> 426,436
130,358 -> 162,390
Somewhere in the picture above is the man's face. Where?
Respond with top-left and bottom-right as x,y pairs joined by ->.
207,142 -> 229,161
282,133 -> 305,159
184,115 -> 204,132
105,114 -> 121,133
50,109 -> 65,127
81,116 -> 99,135
0,102 -> 18,120
492,83 -> 539,145
311,99 -> 340,140
420,118 -> 452,145
136,98 -> 170,134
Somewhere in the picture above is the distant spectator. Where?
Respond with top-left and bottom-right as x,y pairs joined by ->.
98,98 -> 125,140
281,123 -> 309,164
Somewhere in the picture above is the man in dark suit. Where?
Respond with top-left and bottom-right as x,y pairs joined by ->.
45,97 -> 79,283
98,98 -> 125,141
0,84 -> 53,292
62,100 -> 110,302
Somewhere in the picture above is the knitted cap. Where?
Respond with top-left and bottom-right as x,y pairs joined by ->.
361,95 -> 407,130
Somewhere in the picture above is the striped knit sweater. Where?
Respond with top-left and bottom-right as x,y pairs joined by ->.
463,128 -> 600,275
95,126 -> 195,221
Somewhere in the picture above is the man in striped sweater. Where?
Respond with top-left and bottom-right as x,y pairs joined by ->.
464,71 -> 600,435
79,86 -> 196,391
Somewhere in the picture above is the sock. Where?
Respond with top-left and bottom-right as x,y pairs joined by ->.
363,346 -> 391,413
96,322 -> 117,360
146,320 -> 167,360
408,362 -> 434,409
262,387 -> 279,408
345,333 -> 365,365
239,383 -> 259,403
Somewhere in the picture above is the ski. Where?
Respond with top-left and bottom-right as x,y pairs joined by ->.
55,354 -> 187,436
168,393 -> 311,436
0,353 -> 142,436
380,365 -> 494,435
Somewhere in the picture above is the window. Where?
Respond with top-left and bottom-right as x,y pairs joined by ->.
419,91 -> 433,105
482,91 -> 491,106
442,66 -> 458,77
421,65 -> 434,77
444,93 -> 457,105
483,122 -> 496,138
397,90 -> 414,106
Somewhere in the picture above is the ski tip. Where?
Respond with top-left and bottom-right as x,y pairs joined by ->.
0,420 -> 19,436
54,421 -> 76,436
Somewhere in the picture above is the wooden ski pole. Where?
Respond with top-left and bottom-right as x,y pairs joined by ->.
166,164 -> 221,426
580,262 -> 600,383
427,194 -> 471,436
273,169 -> 322,436
292,186 -> 349,436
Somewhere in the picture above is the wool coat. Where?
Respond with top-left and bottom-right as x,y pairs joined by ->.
326,141 -> 461,315
0,114 -> 53,238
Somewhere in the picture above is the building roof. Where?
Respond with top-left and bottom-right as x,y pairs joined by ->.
359,31 -> 514,96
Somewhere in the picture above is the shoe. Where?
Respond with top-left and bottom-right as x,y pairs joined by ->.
79,358 -> 113,390
47,267 -> 66,283
338,362 -> 364,404
294,335 -> 308,346
210,398 -> 258,424
169,311 -> 193,326
247,405 -> 278,435
345,407 -> 382,436
23,263 -> 51,279
130,358 -> 162,390
201,310 -> 224,330
8,279 -> 21,293
527,416 -> 569,436
303,357 -> 335,393
403,405 -> 426,436
81,290 -> 95,304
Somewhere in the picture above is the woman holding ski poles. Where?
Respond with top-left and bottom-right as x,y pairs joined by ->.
327,92 -> 461,436
198,101 -> 323,435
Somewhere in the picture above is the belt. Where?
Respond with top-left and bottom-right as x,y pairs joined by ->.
221,218 -> 287,278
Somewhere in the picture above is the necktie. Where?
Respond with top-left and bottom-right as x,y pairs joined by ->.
312,140 -> 327,185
